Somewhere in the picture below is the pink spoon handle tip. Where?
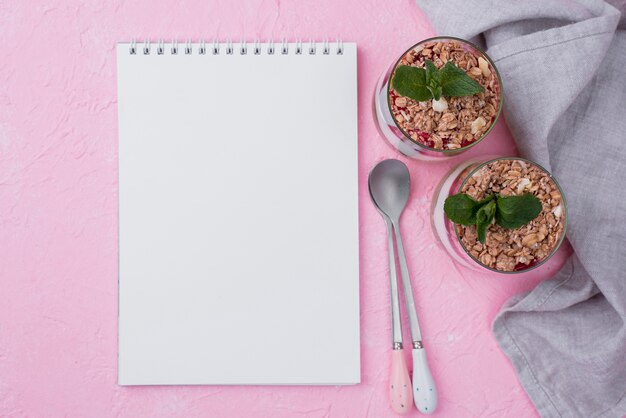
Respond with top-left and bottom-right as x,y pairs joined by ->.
390,349 -> 413,414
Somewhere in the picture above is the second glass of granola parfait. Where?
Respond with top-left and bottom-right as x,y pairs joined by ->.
431,157 -> 567,273
374,37 -> 503,161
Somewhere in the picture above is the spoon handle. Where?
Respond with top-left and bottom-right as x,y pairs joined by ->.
392,222 -> 421,342
392,221 -> 438,413
385,218 -> 403,346
390,348 -> 413,414
412,347 -> 437,414
385,217 -> 412,414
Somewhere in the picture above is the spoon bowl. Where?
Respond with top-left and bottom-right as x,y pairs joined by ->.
368,159 -> 411,222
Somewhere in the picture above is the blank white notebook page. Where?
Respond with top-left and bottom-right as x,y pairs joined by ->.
117,42 -> 359,385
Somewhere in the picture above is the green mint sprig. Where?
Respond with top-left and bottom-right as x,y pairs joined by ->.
444,193 -> 542,243
392,60 -> 485,102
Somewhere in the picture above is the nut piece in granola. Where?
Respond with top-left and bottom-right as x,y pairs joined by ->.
432,97 -> 448,112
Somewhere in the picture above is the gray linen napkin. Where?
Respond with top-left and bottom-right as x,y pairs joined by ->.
418,0 -> 626,416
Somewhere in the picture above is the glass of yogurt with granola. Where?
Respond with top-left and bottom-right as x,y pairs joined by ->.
431,157 -> 567,273
374,37 -> 503,161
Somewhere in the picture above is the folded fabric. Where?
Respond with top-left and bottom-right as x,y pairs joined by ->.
417,0 -> 626,416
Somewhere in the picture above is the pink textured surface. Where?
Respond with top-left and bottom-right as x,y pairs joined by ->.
0,1 -> 570,416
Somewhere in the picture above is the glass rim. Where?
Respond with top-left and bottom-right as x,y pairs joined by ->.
453,156 -> 568,274
386,36 -> 504,154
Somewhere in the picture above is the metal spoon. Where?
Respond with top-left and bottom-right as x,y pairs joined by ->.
369,159 -> 437,415
369,162 -> 412,415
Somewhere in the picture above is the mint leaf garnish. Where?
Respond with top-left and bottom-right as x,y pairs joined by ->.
443,192 -> 542,244
475,199 -> 496,244
496,195 -> 542,229
424,60 -> 442,100
439,62 -> 485,97
443,194 -> 479,226
477,194 -> 495,206
391,66 -> 432,102
392,60 -> 485,102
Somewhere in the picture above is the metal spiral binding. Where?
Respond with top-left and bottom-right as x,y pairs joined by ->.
130,39 -> 345,55
281,39 -> 289,55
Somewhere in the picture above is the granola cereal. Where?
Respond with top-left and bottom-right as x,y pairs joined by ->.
388,40 -> 501,150
456,159 -> 565,272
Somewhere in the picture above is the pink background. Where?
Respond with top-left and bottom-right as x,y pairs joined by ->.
0,1 -> 570,417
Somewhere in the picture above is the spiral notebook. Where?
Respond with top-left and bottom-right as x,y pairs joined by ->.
117,41 -> 359,385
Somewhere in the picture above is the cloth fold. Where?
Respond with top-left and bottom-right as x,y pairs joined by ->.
418,0 -> 626,416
